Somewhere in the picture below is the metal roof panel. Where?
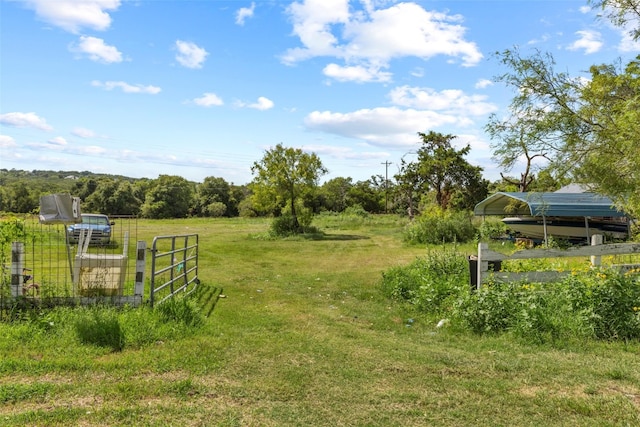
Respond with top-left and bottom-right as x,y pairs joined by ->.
473,192 -> 626,217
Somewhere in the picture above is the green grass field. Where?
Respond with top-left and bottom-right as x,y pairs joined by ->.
1,216 -> 639,426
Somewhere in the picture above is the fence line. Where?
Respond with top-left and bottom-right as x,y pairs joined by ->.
2,217 -> 200,313
474,235 -> 640,289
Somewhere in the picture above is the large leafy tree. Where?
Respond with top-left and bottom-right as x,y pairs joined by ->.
348,178 -> 385,214
140,175 -> 195,219
193,176 -> 231,217
251,143 -> 327,232
320,177 -> 353,213
84,179 -> 141,215
398,131 -> 487,211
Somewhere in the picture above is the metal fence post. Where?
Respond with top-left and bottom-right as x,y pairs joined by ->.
10,242 -> 24,298
134,240 -> 146,304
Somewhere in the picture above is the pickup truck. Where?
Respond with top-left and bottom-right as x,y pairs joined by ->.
67,213 -> 114,245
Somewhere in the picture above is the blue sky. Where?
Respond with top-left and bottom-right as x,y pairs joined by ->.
1,0 -> 638,185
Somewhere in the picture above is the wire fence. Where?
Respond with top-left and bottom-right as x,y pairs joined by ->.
1,216 -> 141,312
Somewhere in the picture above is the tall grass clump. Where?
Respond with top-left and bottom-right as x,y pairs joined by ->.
404,208 -> 475,244
155,294 -> 204,328
381,247 -> 469,316
74,307 -> 125,352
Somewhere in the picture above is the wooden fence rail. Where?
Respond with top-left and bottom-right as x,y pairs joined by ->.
474,235 -> 640,289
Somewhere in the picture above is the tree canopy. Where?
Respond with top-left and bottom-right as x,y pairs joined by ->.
251,143 -> 327,232
395,131 -> 488,213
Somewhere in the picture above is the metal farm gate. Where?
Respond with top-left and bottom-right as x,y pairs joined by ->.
149,234 -> 200,307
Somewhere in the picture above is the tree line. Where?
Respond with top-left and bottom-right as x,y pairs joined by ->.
0,129 -> 568,222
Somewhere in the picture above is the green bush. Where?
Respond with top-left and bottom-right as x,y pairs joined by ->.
476,217 -> 508,241
343,205 -> 370,218
404,209 -> 476,244
383,248 -> 640,343
452,269 -> 640,343
453,280 -> 521,334
381,248 -> 469,315
205,202 -> 227,218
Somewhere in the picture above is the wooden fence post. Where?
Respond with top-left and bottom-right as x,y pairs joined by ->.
10,242 -> 24,298
134,240 -> 146,304
590,234 -> 603,267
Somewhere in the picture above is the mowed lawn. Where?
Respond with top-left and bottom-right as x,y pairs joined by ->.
1,216 -> 639,426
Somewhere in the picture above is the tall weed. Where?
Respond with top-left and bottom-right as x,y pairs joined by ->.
156,295 -> 204,328
404,209 -> 476,244
74,307 -> 125,352
381,247 -> 469,315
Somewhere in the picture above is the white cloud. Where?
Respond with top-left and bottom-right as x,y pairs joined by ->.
0,112 -> 53,131
72,127 -> 96,138
304,84 -> 497,148
236,2 -> 256,26
91,80 -> 161,94
282,1 -> 482,80
25,0 -> 120,34
475,79 -> 493,89
579,6 -> 591,14
249,97 -> 274,110
302,144 -> 388,161
193,93 -> 224,107
389,86 -> 497,116
527,33 -> 551,45
619,34 -> 640,51
304,107 -> 463,148
0,135 -> 17,148
48,136 -> 68,146
410,67 -> 424,78
323,63 -> 392,83
70,36 -> 123,63
77,145 -> 107,155
175,40 -> 208,69
568,30 -> 603,54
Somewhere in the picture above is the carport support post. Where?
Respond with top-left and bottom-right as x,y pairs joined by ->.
477,242 -> 489,290
134,240 -> 146,303
10,242 -> 24,298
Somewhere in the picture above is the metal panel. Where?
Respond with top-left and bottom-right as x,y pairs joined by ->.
474,192 -> 626,217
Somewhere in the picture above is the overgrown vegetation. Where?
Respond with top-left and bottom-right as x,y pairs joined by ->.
383,248 -> 640,344
403,208 -> 476,244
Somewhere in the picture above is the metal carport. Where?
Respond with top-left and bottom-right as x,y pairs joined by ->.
473,192 -> 628,243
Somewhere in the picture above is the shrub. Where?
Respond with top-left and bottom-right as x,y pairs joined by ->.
452,269 -> 640,343
453,280 -> 521,334
343,205 -> 370,218
205,202 -> 227,217
404,209 -> 476,244
381,248 -> 469,315
476,217 -> 508,241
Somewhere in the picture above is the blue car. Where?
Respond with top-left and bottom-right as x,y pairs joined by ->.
67,214 -> 114,245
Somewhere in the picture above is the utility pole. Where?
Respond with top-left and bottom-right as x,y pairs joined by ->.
381,161 -> 392,214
